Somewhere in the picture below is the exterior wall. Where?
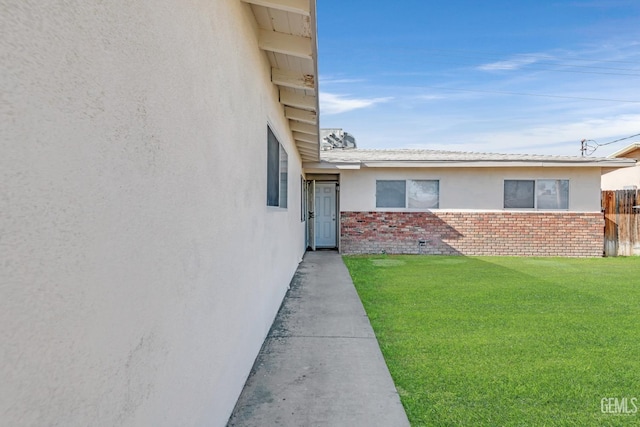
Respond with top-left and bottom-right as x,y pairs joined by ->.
2,2 -> 304,426
338,166 -> 604,257
601,166 -> 640,190
601,146 -> 640,190
341,212 -> 603,257
339,167 -> 603,212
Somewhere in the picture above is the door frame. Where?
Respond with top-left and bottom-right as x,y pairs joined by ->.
305,175 -> 340,251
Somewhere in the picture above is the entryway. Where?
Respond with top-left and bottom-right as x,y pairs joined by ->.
305,177 -> 339,250
315,182 -> 337,248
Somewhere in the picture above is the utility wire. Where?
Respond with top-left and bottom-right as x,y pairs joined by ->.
417,59 -> 640,77
412,47 -> 640,66
596,132 -> 640,146
417,53 -> 640,73
420,86 -> 640,103
581,133 -> 640,156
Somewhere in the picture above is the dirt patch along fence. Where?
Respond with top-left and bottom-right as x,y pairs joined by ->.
602,190 -> 640,256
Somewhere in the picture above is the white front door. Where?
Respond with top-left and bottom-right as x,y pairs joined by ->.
315,183 -> 336,248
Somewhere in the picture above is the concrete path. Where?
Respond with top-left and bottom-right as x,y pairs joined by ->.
227,251 -> 410,427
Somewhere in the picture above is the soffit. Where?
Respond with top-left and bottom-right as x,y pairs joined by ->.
243,0 -> 320,162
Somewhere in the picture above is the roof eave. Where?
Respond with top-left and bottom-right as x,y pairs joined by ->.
360,160 -> 637,168
608,143 -> 640,159
244,0 -> 320,162
308,158 -> 637,169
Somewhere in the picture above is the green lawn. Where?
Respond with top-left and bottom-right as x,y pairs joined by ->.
343,255 -> 640,426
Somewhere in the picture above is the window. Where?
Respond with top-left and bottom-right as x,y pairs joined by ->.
537,179 -> 568,210
408,180 -> 439,209
504,180 -> 535,208
376,180 -> 405,207
301,176 -> 306,221
267,127 -> 287,208
504,179 -> 569,210
376,180 -> 439,209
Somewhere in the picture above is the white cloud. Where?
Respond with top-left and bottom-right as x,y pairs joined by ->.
410,113 -> 640,156
319,92 -> 393,115
477,54 -> 549,71
319,76 -> 366,85
414,94 -> 445,101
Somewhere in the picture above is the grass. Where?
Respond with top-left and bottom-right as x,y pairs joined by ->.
343,255 -> 640,426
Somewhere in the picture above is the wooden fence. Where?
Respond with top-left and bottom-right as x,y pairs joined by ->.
602,189 -> 640,256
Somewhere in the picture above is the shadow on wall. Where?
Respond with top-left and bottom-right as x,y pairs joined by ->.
340,212 -> 463,255
340,211 -> 605,257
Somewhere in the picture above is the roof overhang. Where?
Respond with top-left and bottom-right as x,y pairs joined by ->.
360,159 -> 638,168
243,0 -> 320,162
303,158 -> 638,170
608,143 -> 640,159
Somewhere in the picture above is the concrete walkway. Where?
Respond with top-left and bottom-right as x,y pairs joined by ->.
227,251 -> 410,427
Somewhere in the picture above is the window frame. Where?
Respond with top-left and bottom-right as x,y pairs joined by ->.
503,179 -> 569,210
267,126 -> 288,209
375,179 -> 440,209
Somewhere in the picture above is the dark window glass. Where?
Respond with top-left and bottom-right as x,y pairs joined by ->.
504,180 -> 535,208
376,180 -> 406,208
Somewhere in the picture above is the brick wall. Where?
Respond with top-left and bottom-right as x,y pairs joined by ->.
340,211 -> 603,257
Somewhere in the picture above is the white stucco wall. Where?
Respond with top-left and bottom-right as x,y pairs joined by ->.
2,1 -> 305,426
338,167 -> 603,212
601,166 -> 640,190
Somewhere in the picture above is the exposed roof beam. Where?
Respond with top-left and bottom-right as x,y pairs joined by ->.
280,90 -> 316,111
272,68 -> 315,91
293,132 -> 318,144
296,143 -> 317,152
290,121 -> 317,135
259,30 -> 312,59
241,0 -> 310,16
296,147 -> 318,157
285,107 -> 317,124
297,147 -> 318,155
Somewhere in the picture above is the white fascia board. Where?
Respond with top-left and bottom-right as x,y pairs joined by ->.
608,143 -> 640,158
359,160 -> 638,168
303,161 -> 361,170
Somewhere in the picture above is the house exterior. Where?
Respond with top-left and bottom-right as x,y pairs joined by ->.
303,149 -> 635,257
2,1 -> 319,426
601,143 -> 640,190
3,1 -> 637,425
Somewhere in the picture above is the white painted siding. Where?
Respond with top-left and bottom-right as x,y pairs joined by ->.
1,1 -> 304,425
339,167 -> 602,212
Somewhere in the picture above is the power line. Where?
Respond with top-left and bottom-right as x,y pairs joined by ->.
419,86 -> 640,103
429,59 -> 640,77
415,48 -> 640,66
419,53 -> 640,73
580,132 -> 640,156
598,133 -> 640,147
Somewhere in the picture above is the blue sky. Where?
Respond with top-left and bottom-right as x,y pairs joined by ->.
316,0 -> 640,156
